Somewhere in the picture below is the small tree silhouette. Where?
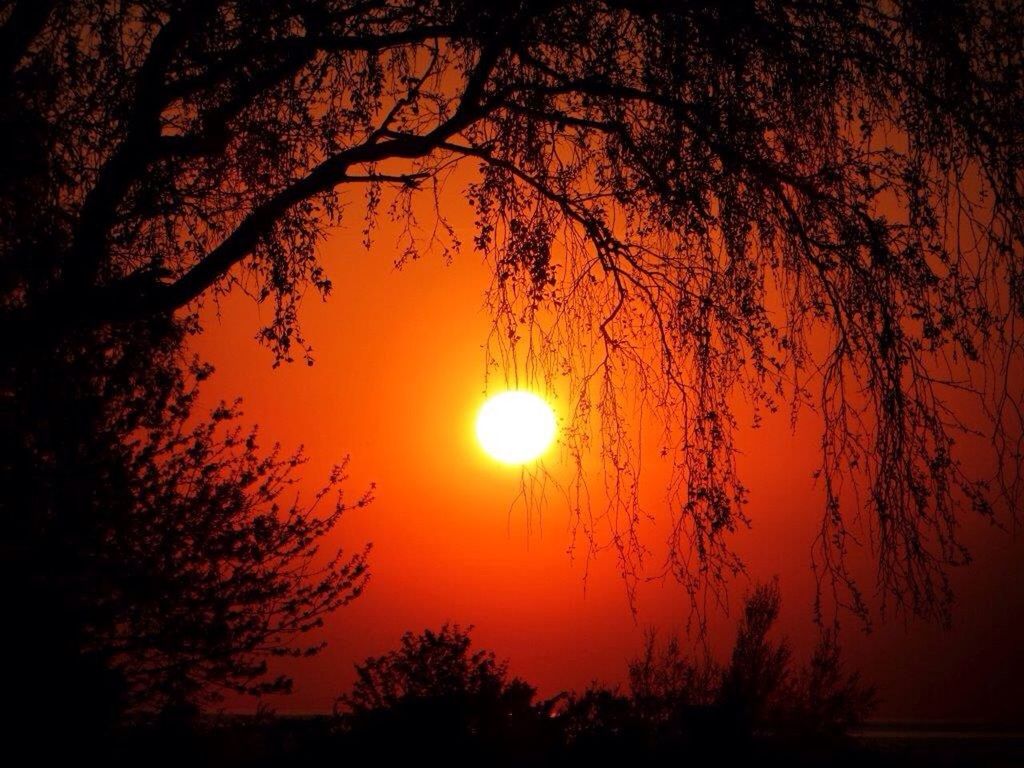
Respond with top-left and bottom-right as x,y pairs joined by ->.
333,595 -> 874,762
717,580 -> 794,737
715,581 -> 876,741
581,582 -> 876,752
788,630 -> 877,738
4,348 -> 371,731
629,629 -> 719,715
336,624 -> 555,759
105,393 -> 372,713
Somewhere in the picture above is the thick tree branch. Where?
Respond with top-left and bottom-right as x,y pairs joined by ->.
0,0 -> 56,90
66,0 -> 218,289
124,109 -> 491,316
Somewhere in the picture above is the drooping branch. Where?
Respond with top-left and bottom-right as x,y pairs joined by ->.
4,0 -> 1022,627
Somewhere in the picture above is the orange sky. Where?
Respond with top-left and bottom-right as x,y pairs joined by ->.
191,190 -> 1024,723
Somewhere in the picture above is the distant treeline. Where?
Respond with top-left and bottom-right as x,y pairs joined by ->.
109,582 -> 876,766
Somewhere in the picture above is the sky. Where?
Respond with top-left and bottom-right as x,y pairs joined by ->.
192,194 -> 1024,725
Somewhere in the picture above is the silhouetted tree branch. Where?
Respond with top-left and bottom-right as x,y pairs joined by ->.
3,337 -> 370,718
104,392 -> 372,711
3,0 -> 1022,634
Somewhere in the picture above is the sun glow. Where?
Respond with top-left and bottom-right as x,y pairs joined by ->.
475,391 -> 557,464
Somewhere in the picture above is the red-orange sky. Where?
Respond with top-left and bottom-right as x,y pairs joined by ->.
192,193 -> 1024,723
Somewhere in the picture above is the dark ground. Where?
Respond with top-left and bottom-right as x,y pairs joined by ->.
87,717 -> 1024,768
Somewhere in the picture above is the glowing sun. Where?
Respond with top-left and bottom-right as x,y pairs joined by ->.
475,391 -> 557,464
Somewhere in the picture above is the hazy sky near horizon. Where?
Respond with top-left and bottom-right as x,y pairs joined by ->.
192,191 -> 1024,723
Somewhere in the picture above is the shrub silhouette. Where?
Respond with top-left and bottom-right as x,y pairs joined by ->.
558,685 -> 639,761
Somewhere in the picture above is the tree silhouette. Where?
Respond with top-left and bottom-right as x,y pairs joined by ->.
788,629 -> 877,739
3,1 -> 1022,640
628,628 -> 718,733
335,624 -> 555,760
3,339 -> 370,729
102,394 -> 371,713
717,580 -> 794,736
559,582 -> 874,757
716,581 -> 876,740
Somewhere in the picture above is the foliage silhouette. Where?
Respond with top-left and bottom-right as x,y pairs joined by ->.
3,9 -> 1022,741
558,685 -> 647,762
335,624 -> 560,761
562,581 -> 875,757
334,589 -> 873,764
3,0 -> 1021,624
2,324 -> 370,737
58,589 -> 877,764
626,626 -> 720,746
103,392 -> 372,712
789,629 -> 879,739
718,580 -> 795,736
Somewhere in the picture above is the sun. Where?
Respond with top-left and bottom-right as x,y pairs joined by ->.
475,391 -> 557,464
